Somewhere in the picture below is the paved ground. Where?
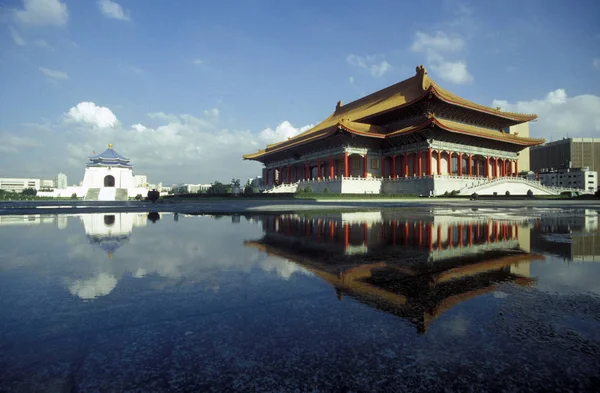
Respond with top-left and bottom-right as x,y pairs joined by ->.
1,198 -> 599,216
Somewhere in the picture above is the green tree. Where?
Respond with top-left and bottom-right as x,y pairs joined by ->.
231,178 -> 241,188
208,181 -> 231,194
22,188 -> 37,196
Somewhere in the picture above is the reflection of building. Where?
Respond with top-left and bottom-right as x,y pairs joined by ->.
246,213 -> 543,333
244,65 -> 544,196
0,214 -> 56,226
80,213 -> 147,258
531,211 -> 600,261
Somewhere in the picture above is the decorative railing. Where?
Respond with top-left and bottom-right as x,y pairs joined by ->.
459,176 -> 587,194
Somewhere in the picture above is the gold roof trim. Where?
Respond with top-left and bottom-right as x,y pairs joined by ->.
387,117 -> 545,146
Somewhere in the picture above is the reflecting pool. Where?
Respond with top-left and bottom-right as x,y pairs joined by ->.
1,209 -> 599,391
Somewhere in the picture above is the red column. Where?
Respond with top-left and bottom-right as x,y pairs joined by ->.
329,220 -> 335,241
418,151 -> 423,177
468,154 -> 473,177
287,166 -> 291,184
486,157 -> 490,179
329,156 -> 334,179
437,150 -> 442,175
448,152 -> 453,174
427,148 -> 433,176
343,152 -> 349,177
514,160 -> 518,177
343,224 -> 349,249
458,153 -> 463,176
404,153 -> 409,177
363,155 -> 368,178
391,155 -> 396,178
316,157 -> 321,180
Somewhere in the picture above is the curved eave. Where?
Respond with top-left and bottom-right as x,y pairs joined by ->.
430,85 -> 538,122
86,163 -> 133,168
243,123 -> 385,161
387,118 -> 545,147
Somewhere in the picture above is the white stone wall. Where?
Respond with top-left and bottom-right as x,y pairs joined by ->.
341,178 -> 381,194
82,167 -> 134,189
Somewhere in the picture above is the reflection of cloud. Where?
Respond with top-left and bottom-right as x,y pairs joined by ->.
68,273 -> 117,299
443,314 -> 470,337
259,256 -> 312,280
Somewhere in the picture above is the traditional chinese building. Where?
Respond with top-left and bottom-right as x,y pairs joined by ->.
244,66 -> 548,195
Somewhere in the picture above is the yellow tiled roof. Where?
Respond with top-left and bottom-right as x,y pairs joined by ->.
244,65 -> 540,160
387,117 -> 545,147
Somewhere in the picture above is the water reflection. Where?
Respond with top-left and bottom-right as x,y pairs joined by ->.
244,212 -> 550,333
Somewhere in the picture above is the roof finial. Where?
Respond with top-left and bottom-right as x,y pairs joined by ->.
416,65 -> 427,76
108,143 -> 113,149
336,100 -> 343,110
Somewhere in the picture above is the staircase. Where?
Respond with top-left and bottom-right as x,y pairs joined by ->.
98,187 -> 117,201
84,188 -> 100,201
264,182 -> 300,193
115,188 -> 128,201
458,177 -> 586,196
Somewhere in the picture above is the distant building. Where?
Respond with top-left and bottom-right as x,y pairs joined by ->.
0,178 -> 40,192
134,175 -> 147,187
176,183 -> 211,193
538,166 -> 597,192
41,179 -> 55,189
530,138 -> 600,174
55,173 -> 68,189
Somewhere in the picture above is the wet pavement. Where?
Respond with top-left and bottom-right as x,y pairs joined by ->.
0,207 -> 599,392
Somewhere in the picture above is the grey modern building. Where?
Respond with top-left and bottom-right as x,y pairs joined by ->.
530,138 -> 600,173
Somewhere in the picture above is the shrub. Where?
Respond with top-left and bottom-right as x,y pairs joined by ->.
443,191 -> 449,196
470,193 -> 478,200
527,189 -> 534,198
244,185 -> 254,194
147,189 -> 160,202
505,190 -> 510,196
304,185 -> 313,193
450,190 -> 459,196
323,188 -> 330,193
135,194 -> 143,200
493,192 -> 498,196
70,193 -> 78,199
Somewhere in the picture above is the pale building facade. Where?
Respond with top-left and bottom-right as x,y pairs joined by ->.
539,167 -> 597,192
0,178 -> 40,192
55,173 -> 68,189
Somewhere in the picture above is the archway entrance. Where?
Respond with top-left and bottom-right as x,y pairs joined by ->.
104,175 -> 115,187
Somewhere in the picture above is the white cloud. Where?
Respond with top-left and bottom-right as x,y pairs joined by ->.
97,0 -> 131,21
131,124 -> 148,133
0,132 -> 42,153
593,58 -> 600,69
492,89 -> 600,140
68,273 -> 118,299
39,66 -> 68,80
193,58 -> 203,65
410,31 -> 473,85
411,31 -> 465,53
427,51 -> 473,84
65,102 -> 118,128
349,76 -> 355,85
14,0 -> 68,27
258,120 -> 313,143
346,54 -> 392,77
33,39 -> 53,49
62,103 -> 313,183
9,27 -> 26,46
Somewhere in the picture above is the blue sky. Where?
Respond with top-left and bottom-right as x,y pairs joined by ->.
1,0 -> 599,185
